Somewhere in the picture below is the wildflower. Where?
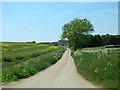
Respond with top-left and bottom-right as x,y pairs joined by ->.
95,70 -> 98,73
80,59 -> 82,61
104,68 -> 106,70
110,64 -> 112,66
101,68 -> 104,71
108,62 -> 111,64
90,65 -> 92,67
107,62 -> 112,66
96,68 -> 99,70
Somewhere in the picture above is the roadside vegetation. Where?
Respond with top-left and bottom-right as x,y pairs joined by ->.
61,18 -> 120,88
1,42 -> 66,83
71,47 -> 119,88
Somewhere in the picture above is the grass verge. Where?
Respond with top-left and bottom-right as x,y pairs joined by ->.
71,47 -> 119,88
2,47 -> 66,83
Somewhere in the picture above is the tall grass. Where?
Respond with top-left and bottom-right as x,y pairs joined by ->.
2,47 -> 66,83
1,42 -> 66,83
72,48 -> 119,88
2,43 -> 58,70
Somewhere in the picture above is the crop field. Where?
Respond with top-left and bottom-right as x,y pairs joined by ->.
71,47 -> 120,88
1,42 -> 66,83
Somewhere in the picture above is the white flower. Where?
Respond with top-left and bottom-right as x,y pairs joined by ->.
95,70 -> 98,73
104,68 -> 106,70
90,65 -> 92,67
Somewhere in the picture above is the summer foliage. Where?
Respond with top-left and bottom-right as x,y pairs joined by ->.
71,47 -> 120,88
61,18 -> 120,50
62,18 -> 120,88
62,18 -> 94,51
1,42 -> 66,82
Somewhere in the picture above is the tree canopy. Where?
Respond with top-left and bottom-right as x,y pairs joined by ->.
61,18 -> 94,50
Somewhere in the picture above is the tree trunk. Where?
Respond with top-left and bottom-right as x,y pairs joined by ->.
74,40 -> 77,51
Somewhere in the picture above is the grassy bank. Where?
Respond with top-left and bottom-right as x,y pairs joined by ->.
1,42 -> 66,83
71,47 -> 119,88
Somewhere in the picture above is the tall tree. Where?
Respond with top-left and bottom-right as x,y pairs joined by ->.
61,18 -> 94,50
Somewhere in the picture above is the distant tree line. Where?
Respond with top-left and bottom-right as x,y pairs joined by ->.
61,18 -> 120,50
69,34 -> 120,48
39,42 -> 58,46
26,41 -> 36,43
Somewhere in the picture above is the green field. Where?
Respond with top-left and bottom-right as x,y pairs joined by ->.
71,47 -> 120,88
1,42 -> 66,83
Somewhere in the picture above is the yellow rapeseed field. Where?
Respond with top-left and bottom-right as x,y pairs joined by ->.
2,42 -> 49,52
1,43 -> 11,47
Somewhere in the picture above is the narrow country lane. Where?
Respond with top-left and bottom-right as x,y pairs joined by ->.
2,48 -> 98,88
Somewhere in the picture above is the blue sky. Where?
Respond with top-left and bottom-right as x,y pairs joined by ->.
2,2 -> 118,42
